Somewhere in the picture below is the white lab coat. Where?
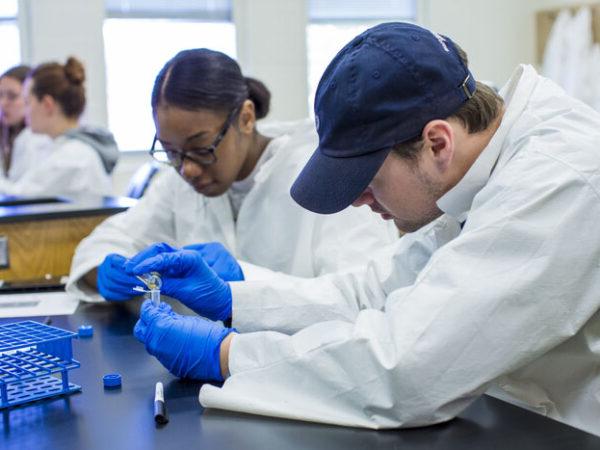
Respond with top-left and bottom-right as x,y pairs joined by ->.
67,120 -> 397,302
2,128 -> 53,182
0,134 -> 112,198
200,65 -> 600,436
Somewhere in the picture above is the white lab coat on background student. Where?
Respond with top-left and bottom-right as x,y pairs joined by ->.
67,120 -> 398,302
0,127 -> 117,198
1,128 -> 52,182
199,66 -> 600,436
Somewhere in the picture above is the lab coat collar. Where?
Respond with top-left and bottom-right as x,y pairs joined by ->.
203,134 -> 291,252
251,134 -> 290,185
436,65 -> 539,221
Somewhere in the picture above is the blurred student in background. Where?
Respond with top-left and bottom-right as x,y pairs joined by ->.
0,65 -> 52,183
0,57 -> 118,198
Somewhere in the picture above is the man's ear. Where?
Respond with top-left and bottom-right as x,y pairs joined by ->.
237,99 -> 256,135
421,120 -> 454,173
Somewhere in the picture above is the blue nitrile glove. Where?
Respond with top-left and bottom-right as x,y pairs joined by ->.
125,247 -> 232,321
97,253 -> 144,301
125,242 -> 179,268
183,242 -> 244,282
134,299 -> 234,381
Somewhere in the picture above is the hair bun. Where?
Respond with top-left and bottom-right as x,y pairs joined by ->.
64,57 -> 85,85
245,77 -> 271,119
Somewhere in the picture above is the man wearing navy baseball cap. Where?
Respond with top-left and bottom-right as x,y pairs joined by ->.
291,21 -> 482,227
127,23 -> 600,435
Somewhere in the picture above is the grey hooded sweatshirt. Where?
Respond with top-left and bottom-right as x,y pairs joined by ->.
63,126 -> 119,174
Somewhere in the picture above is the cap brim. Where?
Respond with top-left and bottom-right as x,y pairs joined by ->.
291,146 -> 391,214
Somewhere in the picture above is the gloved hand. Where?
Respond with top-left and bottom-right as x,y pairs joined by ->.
184,242 -> 244,282
97,253 -> 144,301
125,244 -> 232,321
125,242 -> 178,269
134,300 -> 234,380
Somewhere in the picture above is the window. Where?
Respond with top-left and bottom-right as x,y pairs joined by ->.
306,0 -> 416,113
0,0 -> 20,74
104,0 -> 236,151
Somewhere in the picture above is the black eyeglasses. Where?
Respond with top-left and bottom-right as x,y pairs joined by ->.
150,108 -> 239,168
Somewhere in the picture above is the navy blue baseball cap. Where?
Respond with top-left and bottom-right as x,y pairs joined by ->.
291,22 -> 476,214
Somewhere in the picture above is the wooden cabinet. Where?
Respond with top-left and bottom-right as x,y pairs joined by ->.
0,196 -> 135,283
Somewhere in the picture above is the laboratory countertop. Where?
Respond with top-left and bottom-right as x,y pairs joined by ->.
1,299 -> 600,450
0,195 -> 136,223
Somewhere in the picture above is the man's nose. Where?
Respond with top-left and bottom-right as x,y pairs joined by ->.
352,188 -> 374,208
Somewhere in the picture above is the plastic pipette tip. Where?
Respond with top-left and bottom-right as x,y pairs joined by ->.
103,373 -> 122,389
78,325 -> 94,338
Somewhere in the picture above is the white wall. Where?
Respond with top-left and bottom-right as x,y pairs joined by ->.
420,0 -> 536,88
233,0 -> 309,120
19,0 -> 108,128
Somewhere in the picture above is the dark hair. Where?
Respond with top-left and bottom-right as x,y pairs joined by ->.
0,65 -> 31,159
392,42 -> 503,161
1,65 -> 31,84
28,56 -> 86,119
151,48 -> 271,120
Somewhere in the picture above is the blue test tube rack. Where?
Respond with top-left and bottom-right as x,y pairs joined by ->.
0,320 -> 81,409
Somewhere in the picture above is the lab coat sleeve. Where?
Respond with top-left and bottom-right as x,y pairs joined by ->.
66,170 -> 177,302
201,152 -> 600,428
309,204 -> 399,275
231,216 -> 461,334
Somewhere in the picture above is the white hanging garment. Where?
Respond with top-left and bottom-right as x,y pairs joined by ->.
561,7 -> 593,100
541,9 -> 572,85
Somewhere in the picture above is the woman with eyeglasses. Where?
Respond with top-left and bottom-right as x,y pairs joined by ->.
67,48 -> 396,302
0,57 -> 119,198
0,65 -> 52,182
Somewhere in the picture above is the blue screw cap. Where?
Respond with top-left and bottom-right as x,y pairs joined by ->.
103,373 -> 122,388
78,325 -> 93,338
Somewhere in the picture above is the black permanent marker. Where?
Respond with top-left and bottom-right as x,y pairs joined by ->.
154,382 -> 169,424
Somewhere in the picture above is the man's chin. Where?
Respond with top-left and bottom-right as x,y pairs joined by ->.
393,213 -> 441,234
